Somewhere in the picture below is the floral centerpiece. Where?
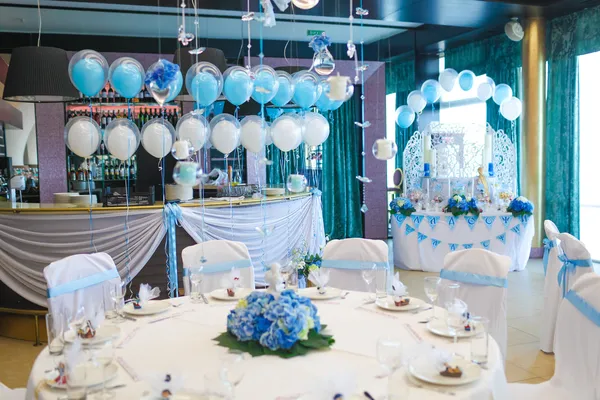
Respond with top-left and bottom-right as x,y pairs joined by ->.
389,197 -> 416,217
290,245 -> 323,288
507,196 -> 534,217
214,290 -> 334,358
443,194 -> 482,217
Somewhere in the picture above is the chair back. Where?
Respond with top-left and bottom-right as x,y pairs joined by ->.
556,233 -> 595,298
43,253 -> 120,328
441,248 -> 510,360
181,240 -> 255,295
553,273 -> 600,398
543,220 -> 561,276
321,238 -> 390,291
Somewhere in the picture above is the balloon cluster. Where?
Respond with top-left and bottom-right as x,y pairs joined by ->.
395,68 -> 523,129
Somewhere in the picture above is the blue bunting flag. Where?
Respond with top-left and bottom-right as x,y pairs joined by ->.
482,216 -> 496,230
446,216 -> 457,231
411,215 -> 424,229
417,232 -> 428,243
464,216 -> 478,231
431,238 -> 442,250
394,214 -> 406,227
405,224 -> 416,236
448,243 -> 459,252
496,233 -> 506,244
511,224 -> 521,236
462,243 -> 474,249
500,215 -> 513,229
426,216 -> 440,230
519,214 -> 530,227
481,240 -> 491,249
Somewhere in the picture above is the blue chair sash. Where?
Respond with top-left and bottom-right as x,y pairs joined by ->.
557,256 -> 593,298
440,269 -> 508,288
566,290 -> 600,328
320,260 -> 389,270
183,259 -> 253,276
542,238 -> 555,276
47,269 -> 119,298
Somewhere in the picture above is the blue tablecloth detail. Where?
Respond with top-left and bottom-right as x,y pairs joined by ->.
500,215 -> 513,229
426,216 -> 440,230
47,269 -> 119,298
482,216 -> 496,230
566,289 -> 600,328
183,259 -> 254,276
557,255 -> 593,298
542,238 -> 555,276
496,233 -> 506,244
405,224 -> 416,236
431,238 -> 442,250
411,215 -> 424,229
481,240 -> 491,250
440,269 -> 508,288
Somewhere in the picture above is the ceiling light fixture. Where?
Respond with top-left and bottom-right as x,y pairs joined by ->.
505,17 -> 524,42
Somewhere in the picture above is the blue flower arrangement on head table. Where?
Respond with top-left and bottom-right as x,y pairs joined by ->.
443,194 -> 481,217
507,196 -> 534,217
214,290 -> 334,358
389,197 -> 417,217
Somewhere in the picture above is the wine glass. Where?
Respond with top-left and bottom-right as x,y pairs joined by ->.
109,282 -> 126,323
423,277 -> 441,321
446,299 -> 468,348
220,351 -> 248,399
91,339 -> 116,400
67,306 -> 86,336
376,336 -> 403,400
361,265 -> 376,302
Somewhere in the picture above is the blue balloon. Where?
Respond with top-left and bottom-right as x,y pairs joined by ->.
111,64 -> 143,99
421,79 -> 441,104
191,72 -> 219,106
395,105 -> 416,128
293,81 -> 318,109
224,71 -> 253,106
315,91 -> 334,112
164,71 -> 183,103
458,70 -> 475,91
252,71 -> 278,104
271,77 -> 294,107
493,83 -> 513,106
71,59 -> 106,97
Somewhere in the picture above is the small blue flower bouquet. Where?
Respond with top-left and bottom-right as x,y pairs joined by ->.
214,290 -> 334,358
507,196 -> 534,217
389,197 -> 417,217
144,59 -> 180,90
443,194 -> 481,217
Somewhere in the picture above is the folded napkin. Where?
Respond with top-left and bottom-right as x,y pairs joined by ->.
446,298 -> 468,316
138,284 -> 160,306
147,373 -> 185,399
391,272 -> 408,298
265,263 -> 285,293
426,347 -> 453,372
308,269 -> 330,294
220,268 -> 242,290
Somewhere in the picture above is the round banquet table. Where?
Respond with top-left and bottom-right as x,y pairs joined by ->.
391,211 -> 534,272
26,292 -> 508,400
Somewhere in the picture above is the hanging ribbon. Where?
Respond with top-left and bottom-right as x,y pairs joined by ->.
446,215 -> 457,231
163,203 -> 182,298
464,216 -> 478,231
411,215 -> 424,229
500,215 -> 513,229
426,216 -> 440,230
393,214 -> 406,227
557,255 -> 594,298
431,238 -> 442,250
405,224 -> 416,236
448,243 -> 459,252
482,216 -> 496,230
417,232 -> 428,243
542,238 -> 555,276
496,233 -> 506,244
481,240 -> 491,250
510,224 -> 521,236
566,289 -> 600,328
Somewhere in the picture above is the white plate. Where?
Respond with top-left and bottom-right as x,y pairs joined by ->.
375,296 -> 425,311
140,392 -> 218,400
45,362 -> 118,389
409,356 -> 482,386
63,325 -> 120,345
209,288 -> 252,301
298,287 -> 342,300
123,300 -> 170,316
426,319 -> 477,338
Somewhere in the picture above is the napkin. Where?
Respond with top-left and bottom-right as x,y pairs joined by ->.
265,263 -> 285,293
391,272 -> 408,298
220,268 -> 242,290
88,305 -> 105,330
426,347 -> 453,372
146,372 -> 185,399
308,269 -> 330,294
138,284 -> 160,305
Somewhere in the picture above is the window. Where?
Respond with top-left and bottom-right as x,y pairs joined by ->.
577,52 -> 600,260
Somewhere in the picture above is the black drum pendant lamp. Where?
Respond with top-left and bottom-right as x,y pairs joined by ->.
172,47 -> 228,102
3,47 -> 79,103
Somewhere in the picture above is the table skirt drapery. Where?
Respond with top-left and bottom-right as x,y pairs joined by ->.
392,211 -> 534,272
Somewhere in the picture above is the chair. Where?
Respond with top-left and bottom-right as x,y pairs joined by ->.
0,382 -> 26,400
44,253 -> 121,326
554,233 -> 596,299
540,220 -> 563,353
320,238 -> 390,292
509,273 -> 600,399
181,240 -> 255,295
440,248 -> 510,360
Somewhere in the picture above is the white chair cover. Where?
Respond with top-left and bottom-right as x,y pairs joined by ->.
181,240 -> 255,295
440,248 -> 510,360
509,273 -> 600,399
540,219 -> 563,353
44,252 -> 120,328
320,238 -> 390,292
555,233 -> 596,298
0,383 -> 26,400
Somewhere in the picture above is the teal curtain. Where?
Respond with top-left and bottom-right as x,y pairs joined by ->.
266,145 -> 305,186
545,6 -> 600,237
445,35 -> 522,193
386,58 -> 416,168
322,96 -> 363,239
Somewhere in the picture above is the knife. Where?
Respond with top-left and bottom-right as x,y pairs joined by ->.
200,294 -> 209,304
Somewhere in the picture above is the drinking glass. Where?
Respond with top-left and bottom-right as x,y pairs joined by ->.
67,306 -> 86,335
438,282 -> 460,311
375,266 -> 388,300
220,351 -> 248,399
376,336 -> 403,400
361,266 -> 376,301
190,268 -> 204,303
46,312 -> 65,355
446,299 -> 468,347
66,362 -> 87,400
470,316 -> 489,365
92,339 -> 116,399
423,277 -> 441,320
109,282 -> 126,323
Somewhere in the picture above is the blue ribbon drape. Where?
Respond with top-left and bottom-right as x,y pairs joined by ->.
164,203 -> 182,298
440,269 -> 508,288
557,255 -> 593,298
542,238 -> 555,276
47,269 -> 119,298
566,289 -> 600,328
183,259 -> 253,276
321,260 -> 389,270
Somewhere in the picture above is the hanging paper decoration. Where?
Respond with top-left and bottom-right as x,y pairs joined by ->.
496,233 -> 506,244
144,59 -> 182,106
405,224 -> 416,236
482,216 -> 496,230
411,215 -> 424,229
511,225 -> 521,236
394,214 -> 406,227
519,214 -> 530,227
449,243 -> 459,252
464,216 -> 478,231
500,215 -> 513,229
481,240 -> 491,250
417,232 -> 428,243
446,215 -> 457,230
426,216 -> 440,230
462,244 -> 474,249
309,33 -> 335,76
431,238 -> 442,250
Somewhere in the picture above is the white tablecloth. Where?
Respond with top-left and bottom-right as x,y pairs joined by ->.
391,211 -> 534,272
26,293 -> 507,400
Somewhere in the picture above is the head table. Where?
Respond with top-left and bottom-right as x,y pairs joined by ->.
391,211 -> 534,272
26,292 -> 507,400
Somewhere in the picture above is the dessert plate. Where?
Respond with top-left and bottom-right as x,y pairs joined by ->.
375,296 -> 425,312
63,325 -> 120,345
426,319 -> 477,338
123,300 -> 170,316
298,287 -> 342,300
209,288 -> 252,301
408,356 -> 482,386
45,362 -> 118,389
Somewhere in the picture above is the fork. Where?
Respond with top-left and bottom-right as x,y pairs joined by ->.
341,291 -> 350,299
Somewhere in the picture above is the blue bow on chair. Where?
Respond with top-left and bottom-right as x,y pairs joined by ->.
542,238 -> 555,276
557,254 -> 593,298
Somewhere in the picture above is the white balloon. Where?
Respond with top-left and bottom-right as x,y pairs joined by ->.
265,124 -> 273,146
142,120 -> 175,158
65,117 -> 101,158
438,68 -> 458,92
500,96 -> 522,121
476,77 -> 496,101
407,90 -> 427,113
240,116 -> 267,154
176,112 -> 209,151
105,120 -> 140,161
271,115 -> 302,152
210,114 -> 241,155
302,112 -> 330,146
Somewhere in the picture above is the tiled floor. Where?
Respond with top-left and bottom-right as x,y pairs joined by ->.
0,259 -> 552,389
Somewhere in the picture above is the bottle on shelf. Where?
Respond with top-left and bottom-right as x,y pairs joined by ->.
100,87 -> 107,103
129,161 -> 135,178
101,111 -> 107,129
119,163 -> 125,179
70,164 -> 77,181
108,87 -> 115,103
